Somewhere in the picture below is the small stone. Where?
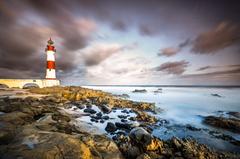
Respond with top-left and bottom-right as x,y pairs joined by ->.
83,108 -> 97,114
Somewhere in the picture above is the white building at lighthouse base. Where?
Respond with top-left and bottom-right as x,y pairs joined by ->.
0,79 -> 60,88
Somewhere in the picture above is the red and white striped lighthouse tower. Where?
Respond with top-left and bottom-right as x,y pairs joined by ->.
45,38 -> 56,79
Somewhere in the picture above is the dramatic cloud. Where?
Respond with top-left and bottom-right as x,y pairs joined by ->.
158,47 -> 180,57
0,0 -> 96,78
192,22 -> 240,54
154,60 -> 189,75
0,0 -> 240,84
81,43 -> 127,66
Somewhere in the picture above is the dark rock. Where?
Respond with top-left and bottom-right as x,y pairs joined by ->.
100,120 -> 104,123
121,109 -> 129,114
118,115 -> 128,119
132,89 -> 147,93
186,124 -> 201,131
204,116 -> 240,133
105,122 -> 117,132
228,112 -> 240,119
211,93 -> 222,98
83,108 -> 97,114
96,112 -> 103,117
86,103 -> 92,108
100,105 -> 111,113
121,119 -> 128,123
102,115 -> 110,120
76,104 -> 85,109
130,127 -> 152,145
129,117 -> 136,121
115,122 -> 132,131
90,115 -> 102,120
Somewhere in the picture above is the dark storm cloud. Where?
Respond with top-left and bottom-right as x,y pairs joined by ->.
82,43 -> 135,66
154,60 -> 189,75
0,0 -> 95,78
192,22 -> 240,54
1,0 -> 240,80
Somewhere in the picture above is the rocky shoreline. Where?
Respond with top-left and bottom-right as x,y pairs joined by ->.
0,86 -> 239,159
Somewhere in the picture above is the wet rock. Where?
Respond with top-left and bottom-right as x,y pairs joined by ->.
86,103 -> 92,108
132,89 -> 147,93
115,122 -> 132,131
75,104 -> 85,109
105,122 -> 117,132
90,118 -> 99,123
96,112 -> 103,117
129,117 -> 137,121
83,108 -> 97,114
121,109 -> 129,114
204,116 -> 240,133
102,115 -> 110,120
185,124 -> 201,131
211,93 -> 222,98
121,119 -> 128,122
130,127 -> 152,145
228,111 -> 240,119
90,115 -> 102,120
118,115 -> 128,119
134,110 -> 157,124
100,105 -> 111,113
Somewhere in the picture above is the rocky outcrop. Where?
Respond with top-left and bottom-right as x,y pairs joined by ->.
204,115 -> 240,133
0,95 -> 124,159
1,87 -> 239,159
114,127 -> 239,159
30,86 -> 155,111
132,89 -> 147,93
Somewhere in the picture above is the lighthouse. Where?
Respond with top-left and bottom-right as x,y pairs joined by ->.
45,38 -> 56,79
0,38 -> 60,88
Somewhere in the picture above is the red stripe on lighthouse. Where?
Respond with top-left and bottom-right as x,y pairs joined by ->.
46,61 -> 55,69
47,45 -> 55,51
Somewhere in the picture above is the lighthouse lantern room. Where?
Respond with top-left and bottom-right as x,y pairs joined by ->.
45,38 -> 56,79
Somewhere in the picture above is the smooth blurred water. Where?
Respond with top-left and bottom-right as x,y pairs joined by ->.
83,86 -> 240,152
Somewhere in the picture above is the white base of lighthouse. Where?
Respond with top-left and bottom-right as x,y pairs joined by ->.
45,69 -> 56,79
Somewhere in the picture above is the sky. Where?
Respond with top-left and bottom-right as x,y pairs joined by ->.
0,0 -> 240,85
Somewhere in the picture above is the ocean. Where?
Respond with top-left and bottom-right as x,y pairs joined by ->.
82,86 -> 240,152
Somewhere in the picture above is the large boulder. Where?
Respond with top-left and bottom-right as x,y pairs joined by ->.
0,126 -> 124,159
105,122 -> 117,132
130,127 -> 152,145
